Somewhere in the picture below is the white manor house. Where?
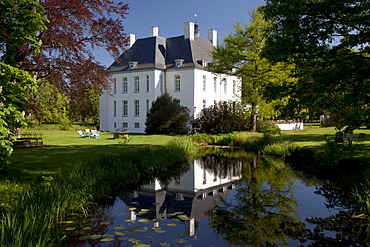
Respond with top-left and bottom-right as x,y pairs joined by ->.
100,22 -> 241,133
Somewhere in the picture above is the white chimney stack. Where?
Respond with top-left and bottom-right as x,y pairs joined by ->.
151,26 -> 158,37
127,33 -> 136,48
184,22 -> 195,40
208,29 -> 217,47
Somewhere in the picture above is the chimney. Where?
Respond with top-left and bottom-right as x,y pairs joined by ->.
151,26 -> 158,37
208,29 -> 217,47
184,22 -> 195,40
127,33 -> 136,48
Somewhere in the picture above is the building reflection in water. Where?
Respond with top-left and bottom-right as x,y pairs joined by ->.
120,155 -> 242,236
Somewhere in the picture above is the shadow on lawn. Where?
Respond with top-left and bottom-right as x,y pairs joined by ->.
5,144 -> 161,182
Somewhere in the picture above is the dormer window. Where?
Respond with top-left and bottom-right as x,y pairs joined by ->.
198,60 -> 207,67
174,59 -> 184,68
128,61 -> 138,69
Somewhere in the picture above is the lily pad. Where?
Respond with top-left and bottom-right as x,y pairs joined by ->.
99,221 -> 111,225
113,226 -> 125,230
134,244 -> 151,247
82,227 -> 91,231
60,220 -> 74,224
114,231 -> 126,236
78,236 -> 90,240
154,229 -> 166,233
101,238 -> 114,242
167,223 -> 176,227
90,234 -> 101,240
140,209 -> 150,212
102,234 -> 114,238
152,226 -> 162,230
173,211 -> 184,215
129,207 -> 137,210
138,219 -> 151,224
65,227 -> 75,231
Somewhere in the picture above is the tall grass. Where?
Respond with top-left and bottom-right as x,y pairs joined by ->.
0,137 -> 196,247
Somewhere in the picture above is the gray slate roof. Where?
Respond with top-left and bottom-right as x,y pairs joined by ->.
107,35 -> 214,72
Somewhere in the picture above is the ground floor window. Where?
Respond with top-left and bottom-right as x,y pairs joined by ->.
134,123 -> 140,128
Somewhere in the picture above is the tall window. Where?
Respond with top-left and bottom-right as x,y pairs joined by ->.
213,77 -> 217,93
233,80 -> 236,95
134,100 -> 140,116
113,101 -> 116,117
223,79 -> 227,94
175,75 -> 180,92
203,75 -> 206,91
203,100 -> 206,108
122,100 -> 128,116
134,76 -> 139,92
146,99 -> 149,113
146,75 -> 150,92
113,78 -> 117,94
160,75 -> 163,92
122,77 -> 128,93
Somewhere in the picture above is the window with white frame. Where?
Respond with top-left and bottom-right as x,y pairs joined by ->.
223,78 -> 227,94
113,78 -> 117,94
233,80 -> 236,95
160,75 -> 163,92
174,75 -> 180,92
134,122 -> 140,128
203,75 -> 206,91
146,75 -> 150,92
122,77 -> 128,93
134,76 -> 139,92
113,100 -> 117,117
122,100 -> 128,116
122,122 -> 128,128
213,77 -> 217,93
134,100 -> 140,116
203,100 -> 206,108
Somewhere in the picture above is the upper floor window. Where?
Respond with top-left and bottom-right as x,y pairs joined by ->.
113,78 -> 117,94
233,80 -> 236,95
134,76 -> 139,92
213,77 -> 217,93
146,75 -> 150,92
203,75 -> 206,92
134,100 -> 140,116
113,100 -> 117,117
122,77 -> 128,93
223,79 -> 227,94
174,75 -> 180,92
122,100 -> 128,116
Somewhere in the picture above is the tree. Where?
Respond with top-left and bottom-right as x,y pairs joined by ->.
145,93 -> 191,135
193,101 -> 249,134
0,0 -> 47,162
17,0 -> 129,122
262,0 -> 370,130
208,8 -> 296,132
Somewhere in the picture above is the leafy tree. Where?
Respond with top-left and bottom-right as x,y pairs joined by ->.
68,87 -> 100,125
26,81 -> 69,124
193,101 -> 249,134
13,0 -> 129,122
262,0 -> 370,130
0,0 -> 47,161
145,93 -> 191,135
208,8 -> 296,132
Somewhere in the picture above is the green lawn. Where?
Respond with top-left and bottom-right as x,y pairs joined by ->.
5,125 -> 370,181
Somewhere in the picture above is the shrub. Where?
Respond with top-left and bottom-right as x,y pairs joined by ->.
145,92 -> 191,135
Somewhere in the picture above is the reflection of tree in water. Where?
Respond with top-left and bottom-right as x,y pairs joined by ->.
197,154 -> 243,179
208,155 -> 306,246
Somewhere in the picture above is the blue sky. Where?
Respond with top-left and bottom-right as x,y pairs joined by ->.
94,0 -> 265,66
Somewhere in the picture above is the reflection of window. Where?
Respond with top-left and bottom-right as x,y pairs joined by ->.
134,122 -> 140,128
122,77 -> 128,93
159,75 -> 163,92
174,75 -> 180,91
134,76 -> 139,92
134,100 -> 140,116
213,77 -> 217,93
122,100 -> 128,116
113,101 -> 116,117
122,122 -> 128,128
113,78 -> 117,94
146,75 -> 150,92
203,75 -> 206,91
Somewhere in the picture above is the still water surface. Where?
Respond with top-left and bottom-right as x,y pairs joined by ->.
67,153 -> 349,246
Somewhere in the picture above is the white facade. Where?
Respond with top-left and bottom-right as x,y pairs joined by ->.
100,22 -> 241,133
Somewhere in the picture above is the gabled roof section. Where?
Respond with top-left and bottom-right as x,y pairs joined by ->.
107,35 -> 214,72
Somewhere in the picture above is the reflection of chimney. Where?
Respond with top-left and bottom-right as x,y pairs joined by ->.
184,22 -> 195,40
208,29 -> 217,46
151,26 -> 158,37
185,218 -> 195,236
127,33 -> 136,48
